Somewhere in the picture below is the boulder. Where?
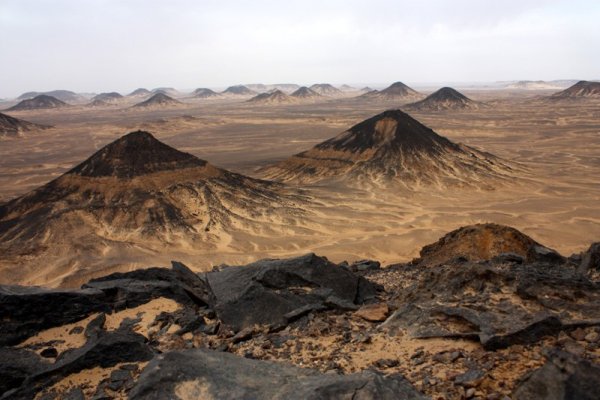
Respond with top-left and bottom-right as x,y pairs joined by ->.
416,223 -> 565,266
513,349 -> 600,399
129,349 -> 426,400
0,261 -> 210,346
579,242 -> 600,274
206,253 -> 379,332
381,261 -> 600,349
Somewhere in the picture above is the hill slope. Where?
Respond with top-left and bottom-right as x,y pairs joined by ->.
0,112 -> 51,138
262,109 -> 516,187
6,95 -> 69,111
0,131 -> 308,286
550,80 -> 600,99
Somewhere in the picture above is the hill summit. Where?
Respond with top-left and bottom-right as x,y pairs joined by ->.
360,82 -> 422,101
247,90 -> 296,105
6,95 -> 68,111
405,87 -> 484,111
262,109 -> 516,187
550,80 -> 600,99
68,131 -> 207,178
132,93 -> 181,108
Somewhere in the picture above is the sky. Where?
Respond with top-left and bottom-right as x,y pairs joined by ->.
1,0 -> 599,97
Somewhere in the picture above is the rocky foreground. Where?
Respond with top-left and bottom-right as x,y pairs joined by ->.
1,223 -> 600,399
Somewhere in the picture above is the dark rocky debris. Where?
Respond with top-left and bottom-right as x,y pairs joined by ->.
129,349 -> 426,400
1,224 -> 599,399
206,253 -> 379,332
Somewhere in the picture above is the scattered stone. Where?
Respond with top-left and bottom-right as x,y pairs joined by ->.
355,302 -> 390,322
374,358 -> 400,369
455,369 -> 485,388
40,348 -> 58,358
513,349 -> 600,399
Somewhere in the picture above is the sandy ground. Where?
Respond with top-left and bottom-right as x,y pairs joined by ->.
1,91 -> 599,286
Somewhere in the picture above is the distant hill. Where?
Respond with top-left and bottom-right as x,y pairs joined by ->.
290,86 -> 323,99
132,93 -> 182,108
151,88 -> 180,97
6,95 -> 69,111
359,82 -> 422,101
17,90 -> 81,103
128,88 -> 152,97
91,92 -> 123,104
247,90 -> 297,105
505,81 -> 565,90
309,84 -> 342,96
221,85 -> 256,96
0,112 -> 51,138
404,87 -> 485,111
245,84 -> 300,93
193,88 -> 220,98
550,80 -> 600,99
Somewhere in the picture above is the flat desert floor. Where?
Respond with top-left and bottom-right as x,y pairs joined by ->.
1,90 -> 599,285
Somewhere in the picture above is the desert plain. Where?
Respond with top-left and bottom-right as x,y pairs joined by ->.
1,89 -> 599,287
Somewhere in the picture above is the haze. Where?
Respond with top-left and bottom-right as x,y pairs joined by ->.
1,0 -> 599,97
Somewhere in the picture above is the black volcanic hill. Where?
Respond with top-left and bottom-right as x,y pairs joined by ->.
132,93 -> 182,108
550,80 -> 600,99
68,131 -> 207,178
193,88 -> 220,98
360,82 -> 422,101
309,84 -> 341,96
262,109 -> 516,187
221,85 -> 256,96
291,86 -> 323,99
0,112 -> 51,137
91,92 -> 123,103
17,90 -> 80,102
129,88 -> 151,96
0,131 -> 307,286
247,90 -> 296,104
404,87 -> 484,111
6,95 -> 69,111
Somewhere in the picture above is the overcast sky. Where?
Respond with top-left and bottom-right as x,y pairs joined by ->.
1,0 -> 599,97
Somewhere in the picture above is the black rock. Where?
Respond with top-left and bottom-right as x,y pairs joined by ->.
8,329 -> 153,398
129,349 -> 426,399
206,253 -> 378,332
40,348 -> 58,359
513,349 -> 600,399
579,242 -> 600,274
381,261 -> 600,349
0,261 -> 211,346
0,348 -> 48,396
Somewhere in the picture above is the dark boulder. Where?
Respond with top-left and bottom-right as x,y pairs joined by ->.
129,349 -> 426,400
0,261 -> 210,346
0,285 -> 110,346
206,253 -> 379,332
513,349 -> 600,399
7,327 -> 153,399
0,348 -> 48,396
578,242 -> 600,275
83,261 -> 212,308
416,223 -> 565,266
381,261 -> 600,349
